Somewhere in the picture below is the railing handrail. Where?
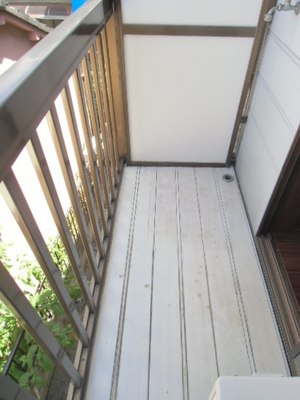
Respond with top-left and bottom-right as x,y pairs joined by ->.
0,0 -> 112,183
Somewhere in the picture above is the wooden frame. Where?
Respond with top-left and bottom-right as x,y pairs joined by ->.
255,126 -> 300,375
226,0 -> 277,167
113,0 -> 269,166
112,0 -> 132,164
122,24 -> 256,37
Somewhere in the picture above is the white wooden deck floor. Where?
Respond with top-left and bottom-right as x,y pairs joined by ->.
84,166 -> 288,400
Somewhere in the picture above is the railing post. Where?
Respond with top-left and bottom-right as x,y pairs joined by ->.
109,0 -> 131,164
96,35 -> 118,186
0,374 -> 37,400
0,261 -> 82,387
101,27 -> 120,173
105,14 -> 127,160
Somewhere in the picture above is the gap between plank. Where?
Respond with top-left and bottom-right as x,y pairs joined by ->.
212,168 -> 256,374
175,168 -> 190,400
194,168 -> 220,377
147,167 -> 158,400
110,167 -> 141,400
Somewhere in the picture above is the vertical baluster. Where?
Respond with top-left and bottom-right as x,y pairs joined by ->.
95,35 -> 118,187
73,64 -> 109,234
2,330 -> 25,377
0,261 -> 82,387
89,43 -> 115,205
102,26 -> 120,173
90,43 -> 115,209
83,54 -> 112,216
47,108 -> 100,283
27,133 -> 95,312
60,86 -> 105,258
0,172 -> 89,347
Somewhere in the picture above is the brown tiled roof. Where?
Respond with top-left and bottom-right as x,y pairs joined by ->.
0,0 -> 51,32
8,0 -> 71,3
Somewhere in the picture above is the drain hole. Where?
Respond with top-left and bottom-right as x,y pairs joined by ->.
222,174 -> 234,183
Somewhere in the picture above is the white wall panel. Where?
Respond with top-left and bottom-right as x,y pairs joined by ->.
124,35 -> 253,163
249,75 -> 294,171
259,32 -> 300,131
236,13 -> 300,233
240,115 -> 279,206
270,2 -> 300,59
122,0 -> 262,27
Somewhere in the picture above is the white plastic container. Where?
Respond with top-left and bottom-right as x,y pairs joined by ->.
208,376 -> 300,400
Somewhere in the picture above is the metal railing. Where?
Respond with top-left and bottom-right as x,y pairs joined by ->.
0,0 -> 125,398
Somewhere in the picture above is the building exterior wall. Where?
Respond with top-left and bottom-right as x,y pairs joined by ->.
0,24 -> 35,74
236,2 -> 300,233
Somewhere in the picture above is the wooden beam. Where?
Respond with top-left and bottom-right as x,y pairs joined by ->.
123,24 -> 256,38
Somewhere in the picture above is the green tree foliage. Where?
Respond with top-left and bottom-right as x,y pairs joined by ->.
0,233 -> 82,394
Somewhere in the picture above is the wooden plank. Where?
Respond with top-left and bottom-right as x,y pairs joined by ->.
194,168 -> 252,376
214,167 -> 288,375
177,167 -> 218,400
149,167 -> 183,400
84,166 -> 139,400
116,167 -> 157,399
85,166 -> 289,400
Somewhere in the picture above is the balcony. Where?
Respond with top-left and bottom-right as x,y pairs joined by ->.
83,165 -> 288,400
1,1 -> 300,399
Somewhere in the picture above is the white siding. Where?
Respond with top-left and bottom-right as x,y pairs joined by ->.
122,0 -> 262,27
236,5 -> 300,233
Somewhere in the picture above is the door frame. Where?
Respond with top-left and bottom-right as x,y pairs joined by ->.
257,125 -> 300,236
256,125 -> 300,375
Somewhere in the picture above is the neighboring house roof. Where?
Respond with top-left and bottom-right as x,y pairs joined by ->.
5,0 -> 71,25
0,0 -> 51,36
7,0 -> 71,3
